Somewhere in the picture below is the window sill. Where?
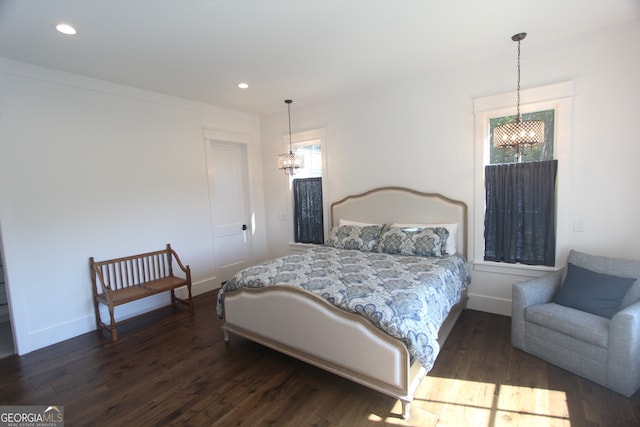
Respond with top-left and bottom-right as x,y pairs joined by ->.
472,259 -> 563,278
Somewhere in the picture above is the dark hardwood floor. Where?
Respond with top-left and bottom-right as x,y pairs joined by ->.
0,291 -> 638,426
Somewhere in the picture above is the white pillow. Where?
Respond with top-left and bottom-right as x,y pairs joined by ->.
339,219 -> 382,227
391,223 -> 458,255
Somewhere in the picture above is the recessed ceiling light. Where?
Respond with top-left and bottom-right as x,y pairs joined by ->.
237,82 -> 249,89
56,23 -> 77,35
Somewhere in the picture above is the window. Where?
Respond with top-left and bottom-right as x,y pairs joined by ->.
474,81 -> 574,272
294,144 -> 322,178
484,158 -> 558,266
285,129 -> 327,245
484,110 -> 558,266
293,177 -> 323,243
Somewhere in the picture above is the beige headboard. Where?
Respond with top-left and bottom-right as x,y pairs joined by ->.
330,186 -> 468,258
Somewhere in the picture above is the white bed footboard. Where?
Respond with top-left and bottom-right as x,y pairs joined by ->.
222,285 -> 467,419
222,285 -> 419,400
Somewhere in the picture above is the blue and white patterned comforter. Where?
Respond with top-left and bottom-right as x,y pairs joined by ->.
216,246 -> 470,371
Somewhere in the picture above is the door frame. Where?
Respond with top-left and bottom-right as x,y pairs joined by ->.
203,136 -> 253,285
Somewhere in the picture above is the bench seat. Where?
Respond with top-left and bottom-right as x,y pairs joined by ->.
142,276 -> 189,293
95,286 -> 153,306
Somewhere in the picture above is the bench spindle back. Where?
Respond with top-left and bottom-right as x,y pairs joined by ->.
92,249 -> 175,292
96,251 -> 173,290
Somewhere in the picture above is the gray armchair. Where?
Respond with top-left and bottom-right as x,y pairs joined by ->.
512,250 -> 640,397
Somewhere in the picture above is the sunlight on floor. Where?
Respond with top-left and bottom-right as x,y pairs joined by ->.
368,377 -> 572,426
496,383 -> 570,425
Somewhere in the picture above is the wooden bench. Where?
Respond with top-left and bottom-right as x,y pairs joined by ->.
90,244 -> 193,341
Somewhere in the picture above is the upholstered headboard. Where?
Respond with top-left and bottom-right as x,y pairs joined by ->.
330,186 -> 468,258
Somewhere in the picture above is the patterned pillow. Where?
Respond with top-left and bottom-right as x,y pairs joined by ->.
392,222 -> 458,255
376,226 -> 449,257
325,224 -> 384,252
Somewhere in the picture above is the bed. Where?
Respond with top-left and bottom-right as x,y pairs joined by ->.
216,187 -> 470,419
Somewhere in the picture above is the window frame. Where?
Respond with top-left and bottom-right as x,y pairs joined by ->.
473,81 -> 574,275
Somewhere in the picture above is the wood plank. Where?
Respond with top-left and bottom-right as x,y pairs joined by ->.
0,292 -> 638,426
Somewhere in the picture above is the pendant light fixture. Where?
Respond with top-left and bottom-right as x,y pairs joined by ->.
277,99 -> 304,175
493,33 -> 545,162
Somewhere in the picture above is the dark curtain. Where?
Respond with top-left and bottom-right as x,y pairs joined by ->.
484,160 -> 557,266
293,177 -> 324,244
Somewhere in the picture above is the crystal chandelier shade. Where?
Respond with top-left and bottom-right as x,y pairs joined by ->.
493,120 -> 545,148
278,151 -> 305,175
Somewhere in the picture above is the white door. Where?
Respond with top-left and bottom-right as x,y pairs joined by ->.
207,141 -> 250,284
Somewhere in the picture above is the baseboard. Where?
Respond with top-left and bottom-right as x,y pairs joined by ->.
467,293 -> 512,317
175,276 -> 219,300
15,313 -> 96,356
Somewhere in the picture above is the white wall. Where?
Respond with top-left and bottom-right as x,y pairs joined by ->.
0,59 -> 267,354
260,21 -> 640,314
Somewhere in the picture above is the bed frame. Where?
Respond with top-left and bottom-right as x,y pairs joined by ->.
221,187 -> 468,419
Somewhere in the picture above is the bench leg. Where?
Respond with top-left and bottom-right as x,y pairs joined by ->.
187,284 -> 194,314
93,298 -> 102,332
109,307 -> 118,341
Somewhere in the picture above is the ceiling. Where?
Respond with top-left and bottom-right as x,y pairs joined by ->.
1,0 -> 638,116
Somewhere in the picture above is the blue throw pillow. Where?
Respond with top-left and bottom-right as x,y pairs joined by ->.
554,263 -> 637,318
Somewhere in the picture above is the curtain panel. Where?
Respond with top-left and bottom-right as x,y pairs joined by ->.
484,159 -> 558,266
293,177 -> 324,244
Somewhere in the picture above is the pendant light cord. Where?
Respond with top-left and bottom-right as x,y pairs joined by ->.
516,38 -> 521,123
287,100 -> 293,154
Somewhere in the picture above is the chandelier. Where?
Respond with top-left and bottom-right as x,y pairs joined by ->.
493,33 -> 545,161
277,99 -> 304,175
